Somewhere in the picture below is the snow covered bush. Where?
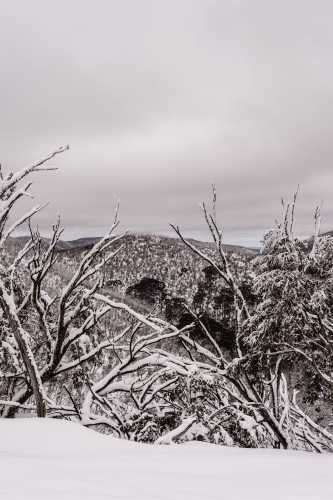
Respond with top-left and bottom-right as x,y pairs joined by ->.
245,192 -> 333,404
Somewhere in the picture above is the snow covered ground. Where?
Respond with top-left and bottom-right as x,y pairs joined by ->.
1,419 -> 333,500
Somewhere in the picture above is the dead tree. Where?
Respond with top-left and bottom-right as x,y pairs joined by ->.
1,205 -> 128,417
0,146 -> 69,416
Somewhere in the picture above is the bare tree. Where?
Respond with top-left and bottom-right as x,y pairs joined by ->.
1,204 -> 128,418
0,146 -> 69,416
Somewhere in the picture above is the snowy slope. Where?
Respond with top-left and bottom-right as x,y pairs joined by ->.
0,419 -> 333,500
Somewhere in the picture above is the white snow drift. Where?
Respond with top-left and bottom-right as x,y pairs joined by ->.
1,418 -> 333,500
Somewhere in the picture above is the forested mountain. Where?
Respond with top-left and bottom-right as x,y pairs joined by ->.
6,234 -> 255,353
58,234 -> 252,295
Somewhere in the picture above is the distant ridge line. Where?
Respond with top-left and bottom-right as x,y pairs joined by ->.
6,234 -> 256,253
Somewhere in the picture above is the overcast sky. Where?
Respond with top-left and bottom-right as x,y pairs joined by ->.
1,0 -> 333,246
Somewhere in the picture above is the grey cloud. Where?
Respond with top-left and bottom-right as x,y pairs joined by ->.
1,0 -> 333,246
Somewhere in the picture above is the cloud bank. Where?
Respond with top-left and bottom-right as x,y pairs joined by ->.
1,0 -> 333,245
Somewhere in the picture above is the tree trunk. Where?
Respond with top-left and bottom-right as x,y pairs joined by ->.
0,285 -> 46,417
